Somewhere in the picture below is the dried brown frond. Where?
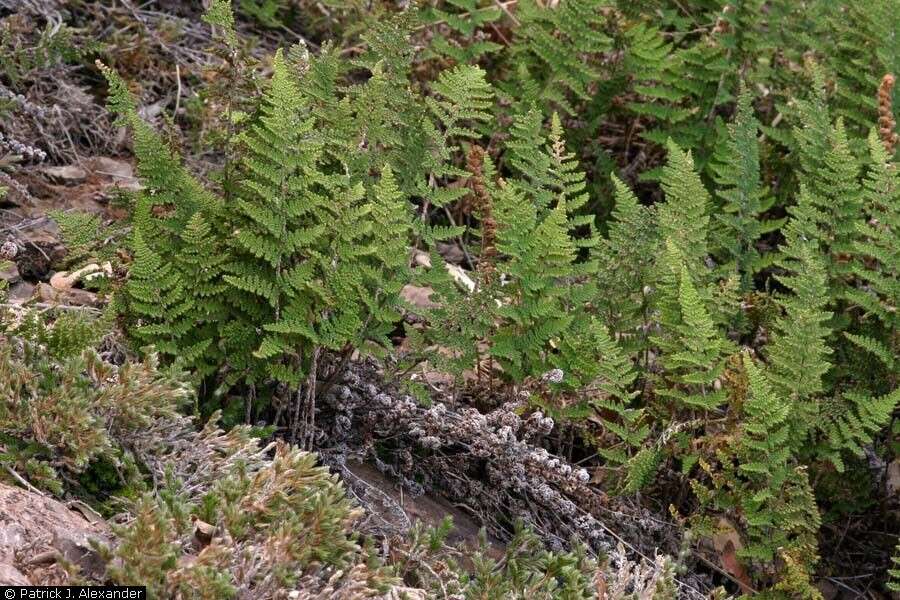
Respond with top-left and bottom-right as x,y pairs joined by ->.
466,145 -> 497,285
878,74 -> 898,154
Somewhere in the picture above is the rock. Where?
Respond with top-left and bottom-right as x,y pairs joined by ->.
383,586 -> 427,600
49,262 -> 111,291
40,165 -> 88,185
0,261 -> 19,284
0,482 -> 110,584
887,459 -> 900,498
89,158 -> 141,191
816,579 -> 839,600
36,282 -> 99,306
412,250 -> 431,268
7,281 -> 35,303
192,517 -> 216,549
8,241 -> 59,281
436,242 -> 466,265
0,563 -> 29,585
53,532 -> 107,580
445,263 -> 475,293
400,284 -> 437,310
90,157 -> 133,180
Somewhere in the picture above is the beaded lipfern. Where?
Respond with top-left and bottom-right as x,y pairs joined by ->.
505,111 -> 598,253
504,0 -> 613,116
420,0 -> 503,65
654,253 -> 730,412
845,131 -> 900,374
125,227 -> 194,358
222,48 -> 330,385
708,88 -> 770,291
623,23 -> 731,175
656,140 -> 712,283
100,16 -> 416,398
792,84 -> 865,296
767,230 -> 833,439
592,175 -> 658,355
692,353 -> 821,580
490,189 -> 579,382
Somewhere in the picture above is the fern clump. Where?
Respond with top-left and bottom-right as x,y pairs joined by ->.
708,88 -> 769,291
691,354 -> 821,590
97,27 -> 418,408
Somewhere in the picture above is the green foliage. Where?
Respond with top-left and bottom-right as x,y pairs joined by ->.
624,24 -> 731,171
222,48 -> 333,384
50,210 -> 113,269
425,64 -> 494,183
656,141 -> 712,282
591,175 -> 657,351
99,16 -> 419,396
0,308 -> 190,497
80,1 -> 900,594
692,354 -> 821,589
504,0 -> 613,115
413,112 -> 604,388
654,255 -> 729,412
808,2 -> 900,135
0,18 -> 98,85
202,0 -> 239,48
709,88 -> 769,291
420,0 -> 503,65
767,236 -> 833,439
558,316 -> 647,466
817,388 -> 900,472
489,192 -> 578,380
106,442 -> 391,599
455,523 -> 597,598
126,227 -> 194,356
790,78 -> 866,297
846,131 -> 900,373
890,541 -> 900,593
734,356 -> 819,562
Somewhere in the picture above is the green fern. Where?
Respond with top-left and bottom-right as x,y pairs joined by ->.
655,252 -> 729,412
505,111 -> 598,251
624,24 -> 731,174
504,0 -> 613,115
420,63 -> 494,225
657,140 -> 712,282
490,191 -> 578,381
692,353 -> 821,574
845,131 -> 900,375
50,210 -> 112,269
224,49 -> 333,384
767,236 -> 833,439
792,79 -> 865,296
889,541 -> 900,593
421,0 -> 503,65
569,319 -> 648,469
592,175 -> 658,357
817,388 -> 900,472
98,62 -> 219,242
708,88 -> 770,291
